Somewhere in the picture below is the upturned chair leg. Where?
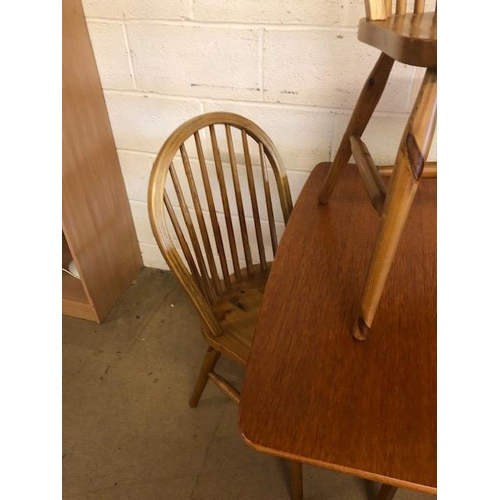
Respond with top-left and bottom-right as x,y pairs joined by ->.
189,346 -> 221,407
319,53 -> 394,204
352,67 -> 437,340
289,460 -> 303,500
377,484 -> 398,500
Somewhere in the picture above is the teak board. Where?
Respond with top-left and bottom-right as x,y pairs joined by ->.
239,163 -> 436,494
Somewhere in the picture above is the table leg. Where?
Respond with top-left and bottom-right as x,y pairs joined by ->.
289,460 -> 303,500
377,484 -> 398,500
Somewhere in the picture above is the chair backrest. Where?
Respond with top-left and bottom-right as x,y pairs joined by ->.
148,112 -> 293,336
364,0 -> 435,20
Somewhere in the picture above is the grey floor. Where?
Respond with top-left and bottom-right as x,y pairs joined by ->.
63,268 -> 434,500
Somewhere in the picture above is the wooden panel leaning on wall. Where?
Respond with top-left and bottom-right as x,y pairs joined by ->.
62,0 -> 142,322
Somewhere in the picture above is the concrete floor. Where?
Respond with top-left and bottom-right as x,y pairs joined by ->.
63,268 -> 434,500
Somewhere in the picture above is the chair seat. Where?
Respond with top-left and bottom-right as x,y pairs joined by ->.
358,12 -> 436,67
203,269 -> 270,365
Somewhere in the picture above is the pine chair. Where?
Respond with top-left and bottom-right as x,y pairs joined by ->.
320,3 -> 436,498
148,112 -> 303,499
319,0 -> 437,347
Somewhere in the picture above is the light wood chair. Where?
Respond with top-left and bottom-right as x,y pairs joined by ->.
320,2 -> 436,498
148,112 -> 303,500
319,0 -> 437,346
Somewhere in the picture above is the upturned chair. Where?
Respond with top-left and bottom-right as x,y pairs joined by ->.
319,0 -> 437,346
148,112 -> 303,499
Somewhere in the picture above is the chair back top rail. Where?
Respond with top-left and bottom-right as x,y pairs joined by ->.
364,0 -> 435,20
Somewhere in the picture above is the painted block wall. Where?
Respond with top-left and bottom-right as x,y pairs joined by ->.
82,0 -> 436,270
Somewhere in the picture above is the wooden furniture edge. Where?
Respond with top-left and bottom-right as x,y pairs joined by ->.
239,427 -> 436,496
358,14 -> 437,68
62,297 -> 98,322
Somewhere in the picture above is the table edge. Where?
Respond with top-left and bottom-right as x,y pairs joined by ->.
239,428 -> 437,495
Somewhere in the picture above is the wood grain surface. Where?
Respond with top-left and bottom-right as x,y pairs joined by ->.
352,66 -> 437,340
63,0 -> 142,322
239,163 -> 436,494
358,12 -> 437,67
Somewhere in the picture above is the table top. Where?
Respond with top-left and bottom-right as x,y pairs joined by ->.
239,163 -> 436,494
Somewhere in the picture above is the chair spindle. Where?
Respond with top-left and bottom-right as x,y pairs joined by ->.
349,135 -> 387,215
242,130 -> 267,273
179,143 -> 223,296
225,125 -> 253,273
163,188 -> 213,303
258,142 -> 278,255
170,163 -> 215,303
413,0 -> 425,13
396,0 -> 406,15
193,131 -> 232,288
385,0 -> 392,17
209,125 -> 241,282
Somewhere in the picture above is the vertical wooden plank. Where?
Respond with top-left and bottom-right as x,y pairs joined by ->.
62,0 -> 142,322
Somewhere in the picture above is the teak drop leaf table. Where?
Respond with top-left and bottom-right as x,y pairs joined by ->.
239,163 -> 436,495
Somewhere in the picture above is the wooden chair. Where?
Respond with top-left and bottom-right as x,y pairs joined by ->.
319,0 -> 437,345
319,2 -> 436,498
148,112 -> 303,499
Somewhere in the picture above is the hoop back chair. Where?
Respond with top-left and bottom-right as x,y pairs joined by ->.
148,112 -> 303,499
319,0 -> 437,345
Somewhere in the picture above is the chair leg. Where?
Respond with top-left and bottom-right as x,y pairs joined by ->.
352,67 -> 437,340
189,346 -> 221,407
289,460 -> 303,500
377,484 -> 398,500
319,52 -> 395,204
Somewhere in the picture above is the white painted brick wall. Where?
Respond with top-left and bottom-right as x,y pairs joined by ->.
86,21 -> 135,90
117,150 -> 155,203
192,0 -> 342,26
83,0 -> 190,20
263,29 -> 414,112
82,0 -> 437,270
127,24 -> 261,100
103,92 -> 202,152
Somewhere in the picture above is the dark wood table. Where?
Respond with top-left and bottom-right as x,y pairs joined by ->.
239,163 -> 436,494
